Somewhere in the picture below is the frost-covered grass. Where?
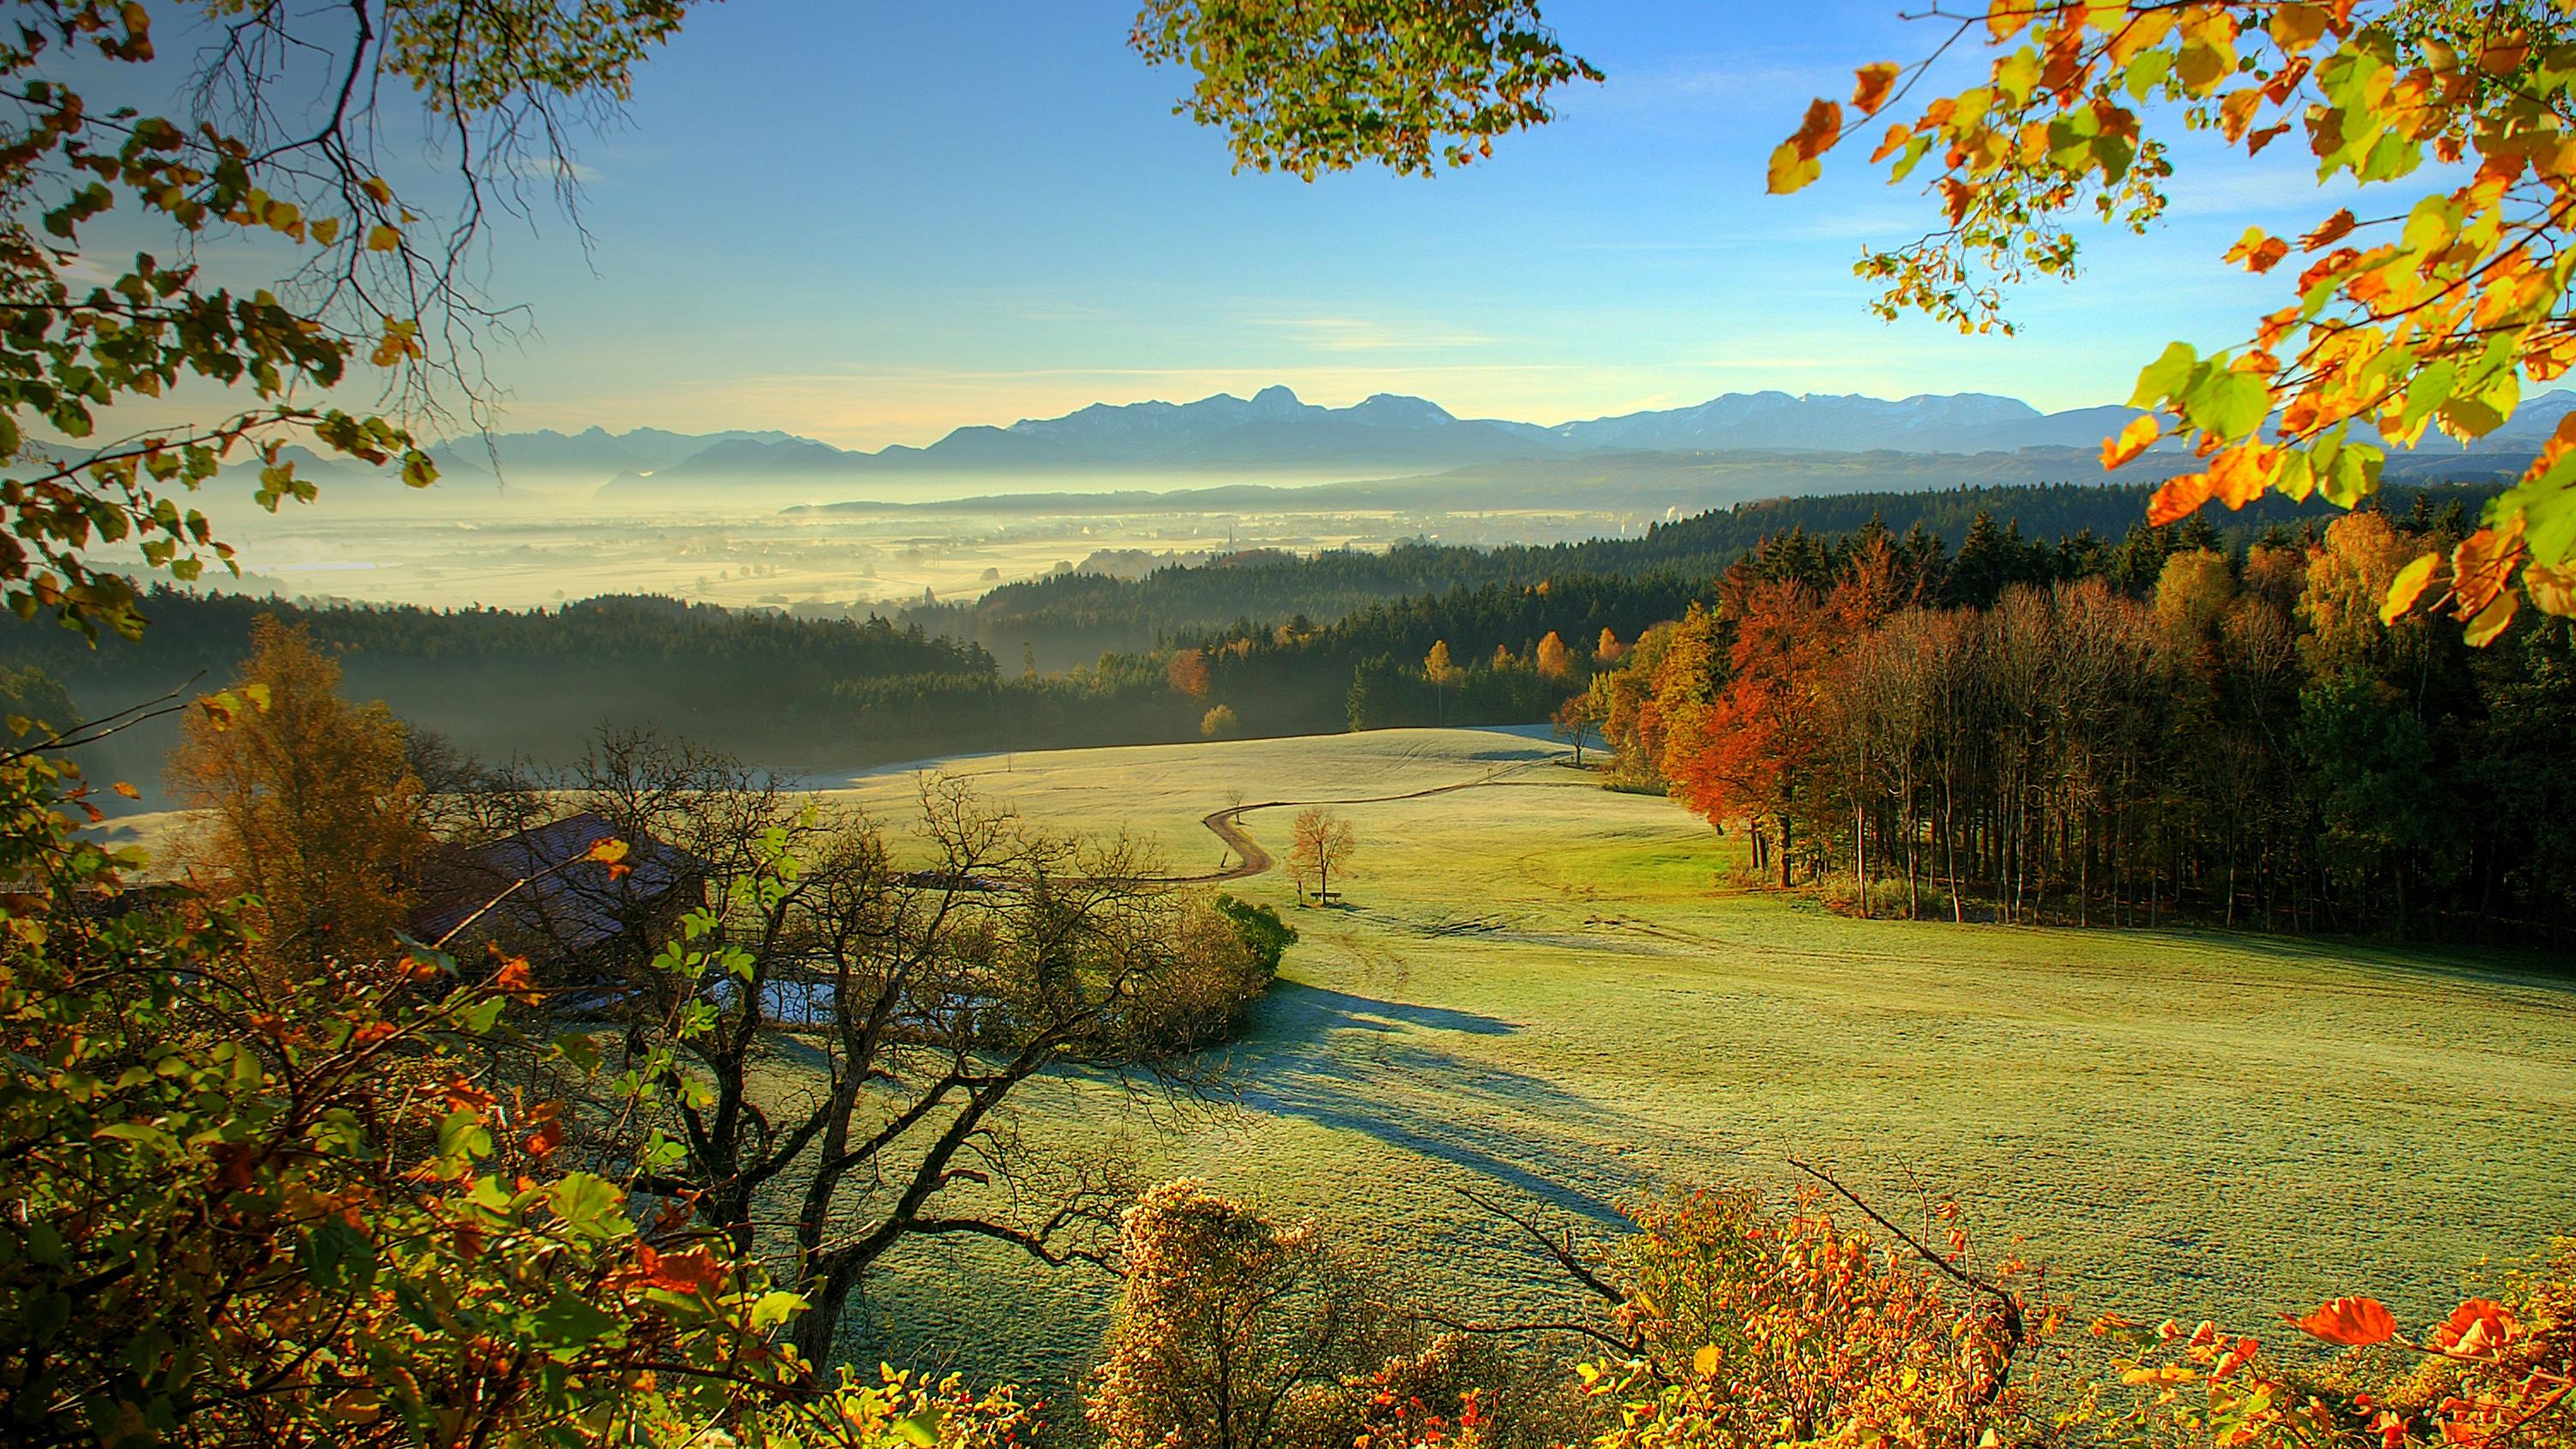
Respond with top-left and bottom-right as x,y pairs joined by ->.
748,729 -> 2576,1405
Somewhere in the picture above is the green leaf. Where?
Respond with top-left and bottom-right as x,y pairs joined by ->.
2128,341 -> 2198,409
92,1121 -> 179,1155
435,1106 -> 493,1168
527,1283 -> 624,1359
750,1290 -> 806,1331
2189,368 -> 2272,441
550,1032 -> 602,1076
299,1215 -> 378,1292
548,1172 -> 629,1240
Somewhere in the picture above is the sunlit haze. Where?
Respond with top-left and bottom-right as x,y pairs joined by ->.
377,1 -> 2326,447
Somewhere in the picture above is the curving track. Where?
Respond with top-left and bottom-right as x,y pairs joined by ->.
1162,758 -> 1562,886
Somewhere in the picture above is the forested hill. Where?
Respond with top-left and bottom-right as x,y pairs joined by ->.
7,593 -> 996,790
3,480 -> 2507,793
906,480 -> 2502,660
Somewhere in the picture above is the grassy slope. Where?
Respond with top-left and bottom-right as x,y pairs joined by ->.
811,730 -> 2576,1408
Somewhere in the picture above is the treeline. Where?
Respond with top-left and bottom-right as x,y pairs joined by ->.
1584,509 -> 2576,942
897,480 -> 2505,662
0,591 -> 998,781
835,502 -> 2356,757
832,570 -> 1707,753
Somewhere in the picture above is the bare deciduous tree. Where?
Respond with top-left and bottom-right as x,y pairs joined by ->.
1287,807 -> 1357,903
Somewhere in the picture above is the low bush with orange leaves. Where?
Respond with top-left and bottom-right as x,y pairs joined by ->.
2074,1241 -> 2575,1448
1576,1183 -> 2058,1449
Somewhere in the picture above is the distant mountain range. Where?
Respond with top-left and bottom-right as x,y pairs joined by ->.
232,385 -> 2576,508
611,387 -> 2171,497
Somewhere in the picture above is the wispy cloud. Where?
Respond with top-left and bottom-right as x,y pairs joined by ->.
1565,57 -> 1844,117
1241,313 -> 1498,352
501,153 -> 605,185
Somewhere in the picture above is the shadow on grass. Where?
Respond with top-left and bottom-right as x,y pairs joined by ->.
1225,982 -> 1627,1224
2096,923 -> 2576,993
1262,982 -> 1518,1036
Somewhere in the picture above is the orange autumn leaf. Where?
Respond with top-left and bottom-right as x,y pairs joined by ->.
2292,1296 -> 2398,1346
635,1243 -> 730,1298
523,1116 -> 564,1160
2430,1298 -> 2520,1357
1852,62 -> 1900,116
2147,472 -> 2212,525
1938,176 -> 1979,224
1791,98 -> 1843,161
2209,444 -> 2278,510
2450,522 -> 2527,617
2100,414 -> 2158,470
492,956 -> 535,993
2218,87 -> 2263,142
2478,37 -> 2531,75
585,835 -> 635,881
2224,227 -> 2290,273
2525,560 -> 2576,617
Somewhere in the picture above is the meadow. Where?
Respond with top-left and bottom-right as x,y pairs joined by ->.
809,729 -> 2576,1406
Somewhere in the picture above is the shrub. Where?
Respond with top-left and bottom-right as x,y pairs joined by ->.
1215,892 -> 1297,981
1088,1180 -> 1393,1449
1580,1183 -> 2054,1449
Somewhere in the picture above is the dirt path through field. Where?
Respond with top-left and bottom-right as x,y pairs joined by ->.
1165,757 -> 1563,886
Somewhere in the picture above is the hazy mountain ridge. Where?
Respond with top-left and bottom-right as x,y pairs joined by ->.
613,383 -> 2576,495
230,385 -> 2576,507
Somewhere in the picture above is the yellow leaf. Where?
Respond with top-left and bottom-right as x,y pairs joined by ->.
2269,3 -> 2329,51
2463,588 -> 2516,646
585,838 -> 629,866
366,224 -> 401,253
2099,414 -> 2158,470
2381,552 -> 2438,624
1693,1344 -> 1720,1378
1767,140 -> 1822,194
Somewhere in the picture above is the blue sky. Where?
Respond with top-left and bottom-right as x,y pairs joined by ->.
247,2 -> 2356,448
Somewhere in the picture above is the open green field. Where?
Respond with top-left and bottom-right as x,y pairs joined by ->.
813,728 -> 2576,1404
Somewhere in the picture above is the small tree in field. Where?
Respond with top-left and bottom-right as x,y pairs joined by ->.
166,617 -> 426,974
1201,703 -> 1239,739
1553,691 -> 1601,768
1288,807 -> 1357,903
